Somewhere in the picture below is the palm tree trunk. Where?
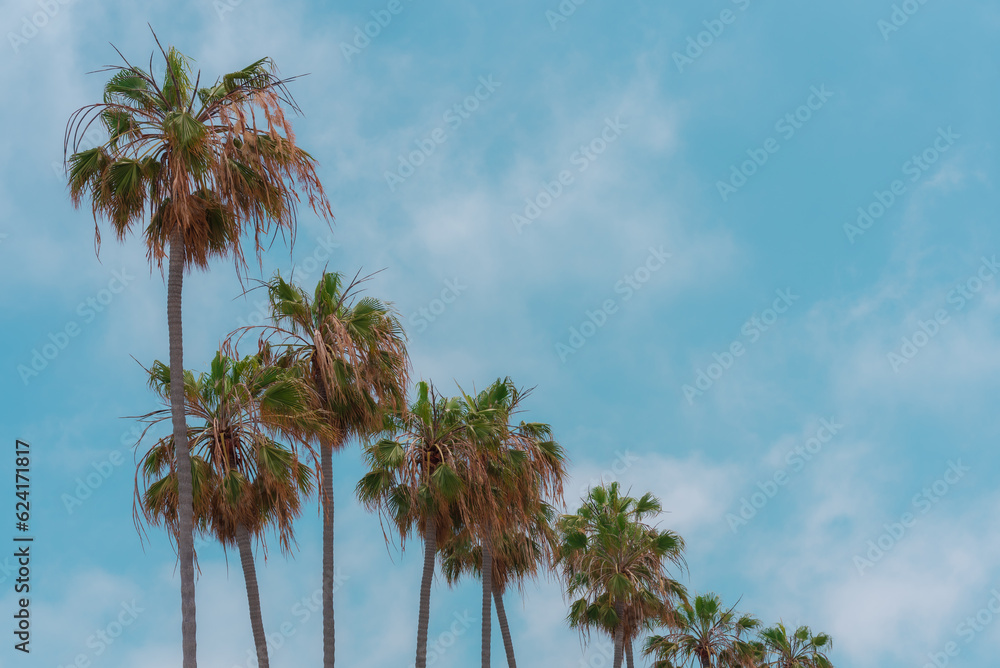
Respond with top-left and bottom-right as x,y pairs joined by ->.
482,536 -> 493,668
493,586 -> 516,668
321,440 -> 335,668
169,227 -> 197,668
415,514 -> 437,668
613,601 -> 624,668
236,524 -> 269,668
625,639 -> 634,668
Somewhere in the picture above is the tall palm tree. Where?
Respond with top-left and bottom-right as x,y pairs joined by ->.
756,624 -> 833,668
66,37 -> 332,667
439,504 -> 558,668
357,381 -> 481,668
643,593 -> 760,668
557,483 -> 686,668
263,271 -> 408,668
135,350 -> 319,668
459,378 -> 566,668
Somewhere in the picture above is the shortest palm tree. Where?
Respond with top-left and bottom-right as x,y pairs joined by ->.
135,349 -> 317,668
644,592 -> 759,668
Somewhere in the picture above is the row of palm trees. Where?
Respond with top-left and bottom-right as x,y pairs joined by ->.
642,593 -> 833,668
129,267 -> 833,668
558,484 -> 833,668
131,266 -> 568,668
65,38 -> 836,668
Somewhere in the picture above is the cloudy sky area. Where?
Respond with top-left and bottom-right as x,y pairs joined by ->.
1,0 -> 999,666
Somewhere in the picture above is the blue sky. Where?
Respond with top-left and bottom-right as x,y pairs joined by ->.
1,0 -> 999,666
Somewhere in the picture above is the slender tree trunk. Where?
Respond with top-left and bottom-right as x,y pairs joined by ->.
493,587 -> 516,668
415,515 -> 437,668
612,601 -> 624,668
322,440 -> 335,668
482,536 -> 493,668
625,640 -> 634,668
169,227 -> 197,668
236,524 -> 269,668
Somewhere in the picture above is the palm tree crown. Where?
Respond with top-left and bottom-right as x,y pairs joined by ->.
558,483 -> 687,668
644,593 -> 760,668
66,37 -> 332,271
755,623 -> 834,668
136,349 -> 316,552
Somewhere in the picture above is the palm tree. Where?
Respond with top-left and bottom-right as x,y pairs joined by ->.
66,37 -> 332,667
756,624 -> 833,668
261,271 -> 408,667
557,483 -> 686,668
643,593 -> 760,668
439,504 -> 558,668
459,378 -> 567,668
570,581 -> 684,668
357,381 -> 479,668
135,349 -> 319,668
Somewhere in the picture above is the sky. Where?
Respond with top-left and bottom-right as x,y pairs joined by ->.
1,0 -> 999,666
